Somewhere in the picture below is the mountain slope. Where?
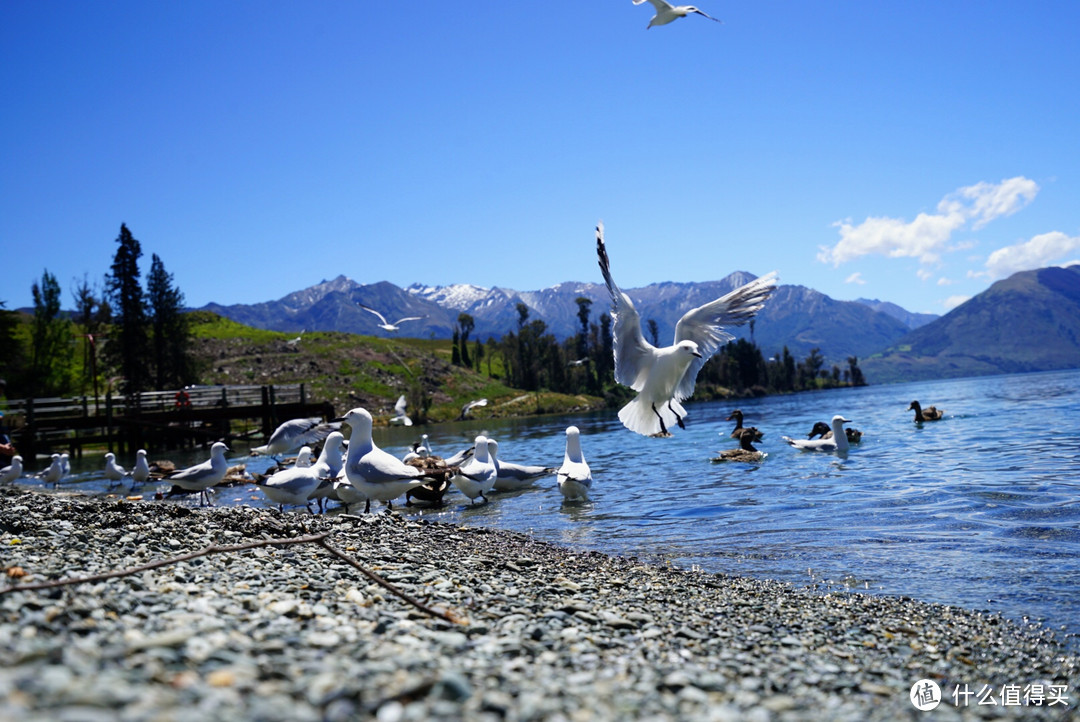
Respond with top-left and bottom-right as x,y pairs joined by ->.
200,273 -> 924,368
855,298 -> 939,329
861,265 -> 1080,382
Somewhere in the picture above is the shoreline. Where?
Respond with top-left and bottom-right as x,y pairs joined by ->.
0,486 -> 1076,720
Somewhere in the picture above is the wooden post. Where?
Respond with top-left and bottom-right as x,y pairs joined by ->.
106,395 -> 114,454
22,398 -> 37,464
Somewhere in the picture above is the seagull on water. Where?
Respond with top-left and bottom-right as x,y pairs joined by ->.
557,426 -> 592,501
489,439 -> 556,492
632,0 -> 721,28
450,436 -> 498,504
782,416 -> 852,453
166,441 -> 230,506
1,455 -> 23,484
334,407 -> 428,513
597,222 -> 778,437
103,452 -> 127,482
390,395 -> 413,426
358,303 -> 424,333
251,417 -> 341,458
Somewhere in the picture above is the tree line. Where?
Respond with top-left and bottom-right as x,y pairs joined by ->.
447,297 -> 866,401
1,224 -> 197,400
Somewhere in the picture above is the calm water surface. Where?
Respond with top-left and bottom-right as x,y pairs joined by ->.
22,369 -> 1080,642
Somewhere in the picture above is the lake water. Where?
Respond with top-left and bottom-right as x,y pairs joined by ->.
18,368 -> 1080,644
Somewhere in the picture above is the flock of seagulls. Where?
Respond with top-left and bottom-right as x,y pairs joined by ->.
249,409 -> 591,513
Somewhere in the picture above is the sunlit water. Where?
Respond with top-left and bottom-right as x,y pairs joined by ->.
17,369 -> 1080,642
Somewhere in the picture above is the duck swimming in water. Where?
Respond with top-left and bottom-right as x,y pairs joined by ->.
908,400 -> 944,422
712,427 -> 766,463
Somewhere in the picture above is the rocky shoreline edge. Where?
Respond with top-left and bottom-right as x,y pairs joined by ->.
0,486 -> 1076,721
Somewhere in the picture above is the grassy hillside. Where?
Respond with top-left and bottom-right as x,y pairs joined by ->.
187,311 -> 605,424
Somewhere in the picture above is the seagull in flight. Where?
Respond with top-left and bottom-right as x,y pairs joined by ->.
632,0 -> 721,28
597,221 -> 777,437
358,303 -> 424,333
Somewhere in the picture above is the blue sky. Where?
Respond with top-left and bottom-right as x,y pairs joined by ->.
3,1 -> 1078,317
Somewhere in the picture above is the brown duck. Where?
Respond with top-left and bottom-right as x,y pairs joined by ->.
712,427 -> 766,463
908,400 -> 944,422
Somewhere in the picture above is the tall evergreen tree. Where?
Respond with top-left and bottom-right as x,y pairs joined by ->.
0,301 -> 25,394
29,270 -> 73,396
104,223 -> 150,392
147,253 -> 195,389
457,313 -> 474,368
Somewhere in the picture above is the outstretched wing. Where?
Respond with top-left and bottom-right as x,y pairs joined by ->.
634,0 -> 674,11
395,395 -> 408,415
597,222 -> 655,391
673,271 -> 778,400
358,304 -> 389,325
392,316 -> 423,325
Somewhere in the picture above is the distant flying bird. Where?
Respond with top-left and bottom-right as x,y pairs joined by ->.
358,303 -> 424,333
251,417 -> 341,458
286,330 -> 304,347
458,398 -> 488,420
632,0 -> 721,28
390,395 -> 413,426
597,221 -> 777,437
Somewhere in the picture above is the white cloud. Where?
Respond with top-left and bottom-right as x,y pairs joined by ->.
943,295 -> 970,310
844,272 -> 866,285
984,231 -> 1080,279
917,269 -> 933,281
936,277 -> 953,286
818,176 -> 1039,266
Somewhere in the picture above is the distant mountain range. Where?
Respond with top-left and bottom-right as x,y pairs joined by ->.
196,264 -> 1080,382
199,273 -> 935,367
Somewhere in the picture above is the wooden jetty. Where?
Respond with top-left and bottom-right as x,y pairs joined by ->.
5,384 -> 335,462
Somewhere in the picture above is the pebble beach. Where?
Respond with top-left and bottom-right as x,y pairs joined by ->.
1,486 -> 1076,721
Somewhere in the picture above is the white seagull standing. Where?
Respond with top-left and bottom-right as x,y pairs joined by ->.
167,441 -> 230,506
334,407 -> 428,513
132,449 -> 151,484
782,415 -> 853,453
450,435 -> 498,504
557,426 -> 592,502
1,455 -> 23,484
307,431 -> 346,512
632,0 -> 721,28
390,395 -> 413,426
597,222 -> 778,436
251,417 -> 341,458
42,453 -> 65,486
489,439 -> 555,491
358,303 -> 424,333
103,452 -> 127,482
255,465 -> 329,514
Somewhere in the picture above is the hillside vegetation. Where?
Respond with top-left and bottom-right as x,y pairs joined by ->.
187,311 -> 605,424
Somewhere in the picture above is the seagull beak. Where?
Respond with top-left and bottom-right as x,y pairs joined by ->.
692,351 -> 703,358
331,416 -> 345,423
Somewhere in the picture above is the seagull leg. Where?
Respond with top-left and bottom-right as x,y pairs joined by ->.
364,498 -> 371,514
651,403 -> 670,436
668,402 -> 686,430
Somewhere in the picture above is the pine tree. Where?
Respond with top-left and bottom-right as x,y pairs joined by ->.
104,223 -> 150,392
29,270 -> 73,396
147,253 -> 195,389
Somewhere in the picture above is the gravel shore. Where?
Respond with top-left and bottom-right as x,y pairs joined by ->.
1,486 -> 1076,721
